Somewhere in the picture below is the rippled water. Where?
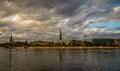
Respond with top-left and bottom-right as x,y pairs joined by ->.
0,48 -> 120,71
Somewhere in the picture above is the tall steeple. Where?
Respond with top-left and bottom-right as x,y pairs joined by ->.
59,28 -> 62,40
10,35 -> 13,43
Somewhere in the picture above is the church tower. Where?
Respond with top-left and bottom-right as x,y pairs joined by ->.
10,35 -> 13,43
59,29 -> 62,40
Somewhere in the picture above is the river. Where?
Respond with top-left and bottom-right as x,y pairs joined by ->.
0,48 -> 120,71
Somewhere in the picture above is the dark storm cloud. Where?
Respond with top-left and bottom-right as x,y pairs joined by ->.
2,0 -> 120,17
9,0 -> 87,16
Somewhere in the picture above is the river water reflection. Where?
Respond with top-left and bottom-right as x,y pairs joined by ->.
0,48 -> 120,71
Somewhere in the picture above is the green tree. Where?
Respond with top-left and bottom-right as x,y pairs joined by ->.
81,41 -> 86,46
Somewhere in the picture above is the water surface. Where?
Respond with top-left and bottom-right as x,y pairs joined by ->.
0,48 -> 120,71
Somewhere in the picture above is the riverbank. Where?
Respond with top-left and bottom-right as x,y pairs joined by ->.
28,47 -> 120,50
1,46 -> 120,50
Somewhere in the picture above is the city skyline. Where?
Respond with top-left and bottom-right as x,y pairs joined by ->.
0,0 -> 120,41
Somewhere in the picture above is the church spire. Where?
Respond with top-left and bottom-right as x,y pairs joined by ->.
10,34 -> 13,43
59,28 -> 62,40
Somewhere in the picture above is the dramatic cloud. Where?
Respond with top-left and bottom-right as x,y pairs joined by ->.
108,6 -> 120,22
0,0 -> 120,41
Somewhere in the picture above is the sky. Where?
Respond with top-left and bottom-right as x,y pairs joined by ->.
0,0 -> 120,41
